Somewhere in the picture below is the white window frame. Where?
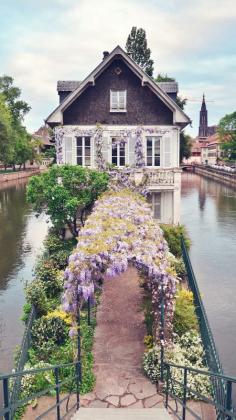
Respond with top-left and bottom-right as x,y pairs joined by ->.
110,90 -> 127,112
76,136 -> 92,167
146,136 -> 161,167
111,137 -> 126,167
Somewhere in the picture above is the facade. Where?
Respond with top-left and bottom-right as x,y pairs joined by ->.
46,46 -> 190,224
201,134 -> 222,165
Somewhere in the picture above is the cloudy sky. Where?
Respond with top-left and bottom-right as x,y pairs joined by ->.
0,0 -> 235,137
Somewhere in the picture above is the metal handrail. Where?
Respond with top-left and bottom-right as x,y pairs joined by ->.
0,360 -> 81,420
163,362 -> 236,419
161,238 -> 236,419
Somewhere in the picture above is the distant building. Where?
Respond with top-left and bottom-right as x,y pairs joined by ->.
201,133 -> 223,165
198,94 -> 217,142
32,126 -> 55,151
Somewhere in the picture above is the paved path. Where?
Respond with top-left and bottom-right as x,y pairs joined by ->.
80,267 -> 164,409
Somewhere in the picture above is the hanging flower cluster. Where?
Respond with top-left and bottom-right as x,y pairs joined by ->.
134,127 -> 145,167
94,125 -> 106,171
62,189 -> 178,342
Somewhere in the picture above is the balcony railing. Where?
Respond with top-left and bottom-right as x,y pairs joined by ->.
108,167 -> 179,188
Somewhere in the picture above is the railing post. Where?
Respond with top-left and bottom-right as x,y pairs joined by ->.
54,367 -> 60,420
77,299 -> 81,382
182,368 -> 187,420
160,285 -> 165,382
76,361 -> 80,410
165,364 -> 170,409
3,378 -> 10,420
87,296 -> 91,326
226,380 -> 232,420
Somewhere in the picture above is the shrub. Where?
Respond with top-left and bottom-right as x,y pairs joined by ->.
25,280 -> 48,315
168,253 -> 186,279
35,259 -> 63,297
44,233 -> 77,269
173,288 -> 199,337
161,224 -> 190,258
31,316 -> 68,359
143,331 -> 211,399
21,303 -> 32,323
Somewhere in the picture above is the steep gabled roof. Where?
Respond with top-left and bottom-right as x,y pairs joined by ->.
46,45 -> 191,128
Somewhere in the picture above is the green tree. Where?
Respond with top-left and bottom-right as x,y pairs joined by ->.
180,132 -> 192,162
126,27 -> 154,76
0,76 -> 31,125
0,93 -> 14,167
27,165 -> 109,238
218,111 -> 236,160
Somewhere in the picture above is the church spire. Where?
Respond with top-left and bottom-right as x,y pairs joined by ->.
198,93 -> 208,138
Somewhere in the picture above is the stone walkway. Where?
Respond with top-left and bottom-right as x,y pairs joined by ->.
80,266 -> 164,409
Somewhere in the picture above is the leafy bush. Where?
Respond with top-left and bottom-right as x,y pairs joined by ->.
21,303 -> 32,323
31,316 -> 68,359
161,224 -> 190,258
168,253 -> 186,279
173,288 -> 199,336
25,280 -> 48,315
35,259 -> 63,297
44,233 -> 76,269
143,331 -> 211,399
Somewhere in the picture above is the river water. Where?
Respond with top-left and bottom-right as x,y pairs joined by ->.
0,180 -> 48,374
181,172 -> 236,377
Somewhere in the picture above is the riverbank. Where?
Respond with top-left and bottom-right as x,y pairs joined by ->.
194,165 -> 236,186
0,168 -> 41,184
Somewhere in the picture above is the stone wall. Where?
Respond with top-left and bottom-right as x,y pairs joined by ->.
195,165 -> 236,186
0,169 -> 41,183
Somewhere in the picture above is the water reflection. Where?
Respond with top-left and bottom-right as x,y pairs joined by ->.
181,172 -> 236,377
0,180 -> 48,373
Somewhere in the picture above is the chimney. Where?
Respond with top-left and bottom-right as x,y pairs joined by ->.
103,51 -> 109,60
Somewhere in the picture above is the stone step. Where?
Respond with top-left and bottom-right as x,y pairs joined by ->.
72,407 -> 172,420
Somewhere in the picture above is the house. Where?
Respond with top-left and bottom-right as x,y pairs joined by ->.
46,45 -> 190,224
201,133 -> 223,165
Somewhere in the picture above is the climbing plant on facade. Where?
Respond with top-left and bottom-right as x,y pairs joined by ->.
62,189 -> 178,342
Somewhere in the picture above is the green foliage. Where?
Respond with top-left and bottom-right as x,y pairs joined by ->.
21,303 -> 32,323
25,280 -> 49,315
27,165 -> 109,237
0,75 -> 31,124
0,93 -> 14,166
218,111 -> 236,159
155,73 -> 175,82
174,288 -> 199,336
126,27 -> 154,76
35,259 -> 63,297
180,131 -> 192,162
168,254 -> 186,279
161,224 -> 190,258
31,316 -> 69,358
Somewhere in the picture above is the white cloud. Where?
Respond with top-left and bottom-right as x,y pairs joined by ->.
1,0 -> 236,132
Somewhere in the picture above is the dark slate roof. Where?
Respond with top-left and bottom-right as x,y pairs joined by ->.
57,81 -> 81,92
156,82 -> 178,93
57,80 -> 178,94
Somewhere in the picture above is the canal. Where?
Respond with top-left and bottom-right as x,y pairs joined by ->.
181,172 -> 236,378
0,180 -> 48,374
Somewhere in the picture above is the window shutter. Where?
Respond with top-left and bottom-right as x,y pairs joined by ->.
119,91 -> 126,109
64,136 -> 73,164
128,135 -> 135,166
111,91 -> 118,110
101,133 -> 109,163
163,137 -> 172,167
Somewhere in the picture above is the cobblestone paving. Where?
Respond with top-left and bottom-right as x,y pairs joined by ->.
80,267 -> 165,409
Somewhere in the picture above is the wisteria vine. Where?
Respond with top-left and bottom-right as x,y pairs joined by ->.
62,189 -> 178,343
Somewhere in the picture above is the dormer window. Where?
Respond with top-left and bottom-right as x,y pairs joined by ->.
110,90 -> 127,112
